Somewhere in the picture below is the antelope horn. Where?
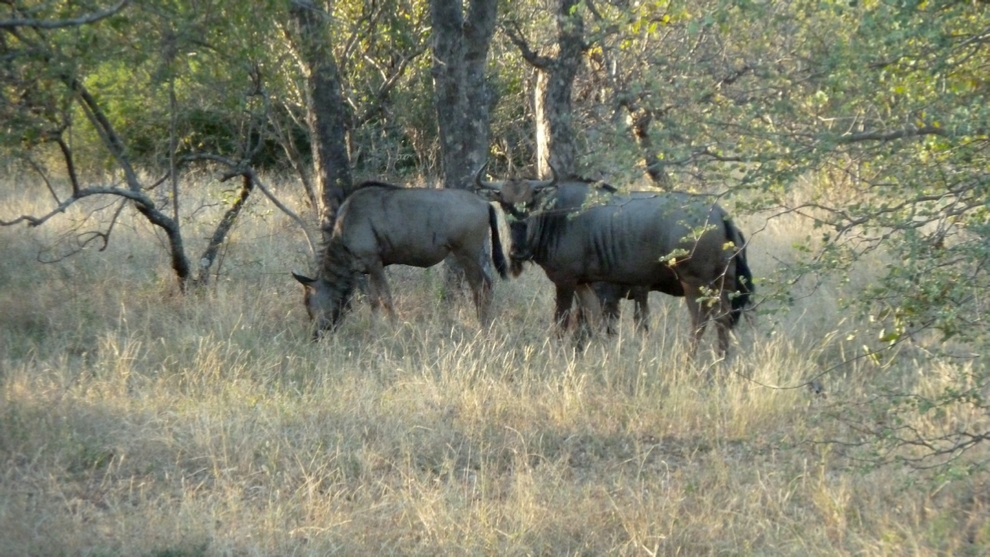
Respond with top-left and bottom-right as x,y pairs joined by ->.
474,162 -> 502,190
532,162 -> 559,190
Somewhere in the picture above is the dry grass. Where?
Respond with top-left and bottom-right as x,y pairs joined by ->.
1,177 -> 987,556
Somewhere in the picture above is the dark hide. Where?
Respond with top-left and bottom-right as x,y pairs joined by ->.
293,182 -> 508,337
505,183 -> 679,334
509,184 -> 753,356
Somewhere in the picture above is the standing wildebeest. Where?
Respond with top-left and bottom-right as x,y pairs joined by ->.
474,168 -> 661,331
292,182 -> 508,337
528,179 -> 685,334
476,169 -> 753,356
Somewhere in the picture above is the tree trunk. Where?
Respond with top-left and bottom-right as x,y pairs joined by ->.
287,0 -> 352,239
430,0 -> 498,291
630,108 -> 674,190
429,0 -> 498,189
533,0 -> 583,179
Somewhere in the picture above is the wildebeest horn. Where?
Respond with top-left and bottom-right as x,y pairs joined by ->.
532,162 -> 559,190
474,162 -> 502,190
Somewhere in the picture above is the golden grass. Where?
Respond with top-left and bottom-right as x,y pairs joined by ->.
1,178 -> 987,556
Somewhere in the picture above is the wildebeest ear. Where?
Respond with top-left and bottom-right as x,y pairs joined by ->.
291,271 -> 316,286
473,187 -> 502,204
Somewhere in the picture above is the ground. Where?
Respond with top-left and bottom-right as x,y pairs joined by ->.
0,179 -> 987,555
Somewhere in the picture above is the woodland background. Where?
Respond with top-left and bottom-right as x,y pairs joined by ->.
1,0 -> 989,554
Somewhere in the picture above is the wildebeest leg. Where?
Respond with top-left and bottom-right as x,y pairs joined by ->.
683,284 -> 708,357
684,283 -> 733,359
456,253 -> 494,327
554,286 -> 575,337
574,284 -> 603,334
366,262 -> 396,322
594,283 -> 621,335
602,299 -> 620,334
715,292 -> 732,357
567,284 -> 602,350
631,287 -> 650,333
706,267 -> 732,358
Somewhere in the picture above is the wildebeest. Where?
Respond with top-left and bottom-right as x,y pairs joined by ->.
475,168 -> 658,331
476,169 -> 753,355
292,181 -> 508,337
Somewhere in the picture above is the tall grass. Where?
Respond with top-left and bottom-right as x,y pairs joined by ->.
1,178 -> 987,556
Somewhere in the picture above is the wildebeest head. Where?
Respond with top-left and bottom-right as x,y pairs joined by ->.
473,163 -> 559,216
292,271 -> 356,339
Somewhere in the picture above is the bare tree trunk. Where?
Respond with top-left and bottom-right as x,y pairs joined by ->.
287,0 -> 352,239
429,0 -> 497,189
508,0 -> 584,179
534,70 -> 552,177
539,0 -> 583,178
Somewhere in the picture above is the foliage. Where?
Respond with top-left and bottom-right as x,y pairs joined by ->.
3,0 -> 989,467
0,0 -> 296,287
331,0 -> 431,175
508,0 -> 990,469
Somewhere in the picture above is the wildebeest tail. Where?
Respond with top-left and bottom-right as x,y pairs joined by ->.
725,218 -> 754,327
489,204 -> 509,279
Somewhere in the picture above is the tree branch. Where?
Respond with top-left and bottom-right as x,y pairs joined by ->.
69,77 -> 143,193
837,125 -> 949,144
0,185 -> 155,228
502,20 -> 553,69
354,43 -> 429,127
269,102 -> 318,209
0,0 -> 129,30
193,173 -> 254,286
181,153 -> 317,258
54,137 -> 82,196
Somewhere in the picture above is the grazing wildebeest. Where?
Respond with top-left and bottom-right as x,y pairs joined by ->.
292,181 -> 508,337
476,168 -> 753,356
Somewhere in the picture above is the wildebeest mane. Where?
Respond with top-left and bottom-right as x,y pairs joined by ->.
525,199 -> 576,263
316,233 -> 356,282
514,181 -> 620,263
